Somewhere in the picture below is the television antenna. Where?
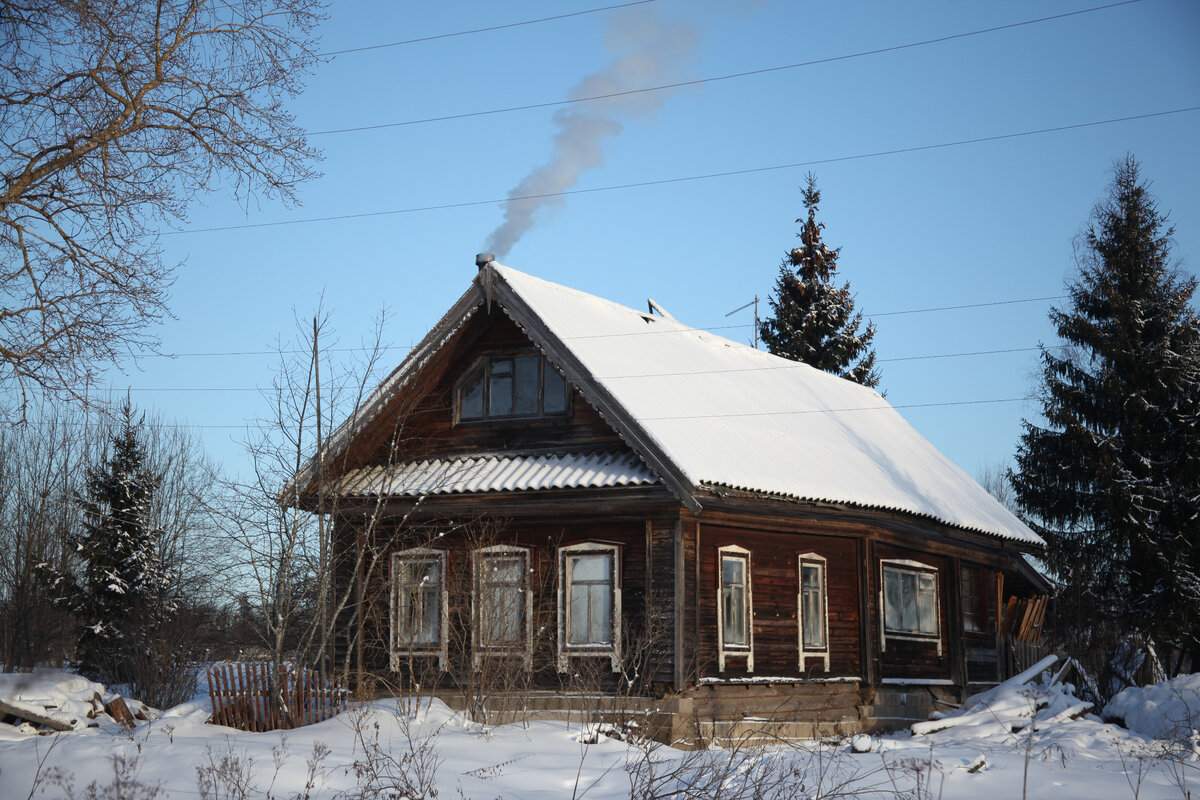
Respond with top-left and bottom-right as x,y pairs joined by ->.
725,295 -> 760,349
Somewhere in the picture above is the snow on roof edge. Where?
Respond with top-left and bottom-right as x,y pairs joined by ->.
698,481 -> 1042,548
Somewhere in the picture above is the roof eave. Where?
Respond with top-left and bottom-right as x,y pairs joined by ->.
282,281 -> 485,503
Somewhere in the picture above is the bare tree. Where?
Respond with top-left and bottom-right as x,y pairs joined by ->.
0,403 -> 89,669
214,305 -> 404,702
0,396 -> 224,677
976,459 -> 1020,516
0,0 -> 322,416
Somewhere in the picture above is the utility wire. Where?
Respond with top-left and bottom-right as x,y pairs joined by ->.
308,0 -> 1141,136
318,1 -> 657,57
117,344 -> 1065,391
870,296 -> 1068,317
55,395 -> 1039,429
123,294 -> 1069,361
168,106 -> 1200,236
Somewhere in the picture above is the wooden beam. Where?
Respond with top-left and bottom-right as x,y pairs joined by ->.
0,699 -> 74,731
673,518 -> 686,692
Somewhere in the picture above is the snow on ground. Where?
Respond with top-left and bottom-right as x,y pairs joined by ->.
1,669 -> 1197,800
1104,673 -> 1200,742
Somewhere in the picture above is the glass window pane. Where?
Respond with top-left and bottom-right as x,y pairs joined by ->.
802,564 -> 820,591
488,375 -> 512,416
590,585 -> 611,644
397,558 -> 441,646
802,588 -> 823,648
543,366 -> 566,414
569,584 -> 590,644
571,554 -> 610,582
884,569 -> 902,630
479,553 -> 525,647
723,557 -> 744,587
918,575 -> 937,634
724,586 -> 746,646
490,358 -> 512,376
514,356 -> 539,414
901,572 -> 919,631
461,371 -> 484,419
489,556 -> 521,583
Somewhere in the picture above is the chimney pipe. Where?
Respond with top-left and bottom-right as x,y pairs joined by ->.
475,252 -> 495,270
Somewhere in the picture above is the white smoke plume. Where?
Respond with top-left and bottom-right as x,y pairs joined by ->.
483,8 -> 698,259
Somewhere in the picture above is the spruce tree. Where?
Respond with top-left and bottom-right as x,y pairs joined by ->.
43,400 -> 177,684
1011,156 -> 1200,667
760,173 -> 881,388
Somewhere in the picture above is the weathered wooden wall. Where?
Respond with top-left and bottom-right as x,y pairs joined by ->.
338,310 -> 625,477
695,520 -> 863,679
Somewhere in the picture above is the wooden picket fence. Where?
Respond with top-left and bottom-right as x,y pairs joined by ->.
207,662 -> 346,732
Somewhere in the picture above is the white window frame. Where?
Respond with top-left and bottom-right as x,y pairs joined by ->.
879,559 -> 942,655
390,548 -> 448,671
472,544 -> 533,670
797,553 -> 830,673
557,543 -> 622,672
717,545 -> 753,672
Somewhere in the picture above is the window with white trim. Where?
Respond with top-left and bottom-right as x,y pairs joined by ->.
880,560 -> 941,654
717,546 -> 753,672
557,543 -> 621,671
473,545 -> 533,668
390,548 -> 448,670
798,553 -> 829,672
456,353 -> 568,422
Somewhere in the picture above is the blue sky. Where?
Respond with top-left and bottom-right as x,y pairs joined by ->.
111,0 -> 1199,481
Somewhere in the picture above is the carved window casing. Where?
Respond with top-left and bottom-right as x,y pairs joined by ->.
557,543 -> 622,671
390,548 -> 448,671
472,545 -> 533,669
717,545 -> 753,672
798,553 -> 830,672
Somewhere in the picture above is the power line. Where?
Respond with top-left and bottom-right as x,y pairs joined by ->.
53,394 -> 1038,429
871,296 -> 1068,317
167,105 -> 1200,236
880,346 -> 1042,363
116,343 -> 1064,391
318,1 -> 657,57
308,0 -> 1141,136
121,294 -> 1067,361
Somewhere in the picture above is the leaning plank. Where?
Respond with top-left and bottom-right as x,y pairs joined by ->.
911,654 -> 1058,736
0,698 -> 75,731
1031,701 -> 1093,731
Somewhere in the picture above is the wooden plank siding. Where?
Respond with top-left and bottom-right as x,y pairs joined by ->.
339,515 -> 679,692
872,543 -> 951,682
695,522 -> 862,680
334,312 -> 627,481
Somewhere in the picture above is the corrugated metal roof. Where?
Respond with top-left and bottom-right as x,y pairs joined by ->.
336,451 -> 659,497
493,265 -> 1044,547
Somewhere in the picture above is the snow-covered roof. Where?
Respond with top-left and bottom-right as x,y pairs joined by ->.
487,264 -> 1042,547
336,451 -> 659,496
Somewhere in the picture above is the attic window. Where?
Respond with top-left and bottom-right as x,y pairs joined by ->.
457,353 -> 568,422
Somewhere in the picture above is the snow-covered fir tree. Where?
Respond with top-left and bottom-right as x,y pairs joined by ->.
43,400 -> 178,684
1011,156 -> 1200,666
759,173 -> 880,388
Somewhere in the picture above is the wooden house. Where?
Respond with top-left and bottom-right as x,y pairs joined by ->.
291,257 -> 1050,739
